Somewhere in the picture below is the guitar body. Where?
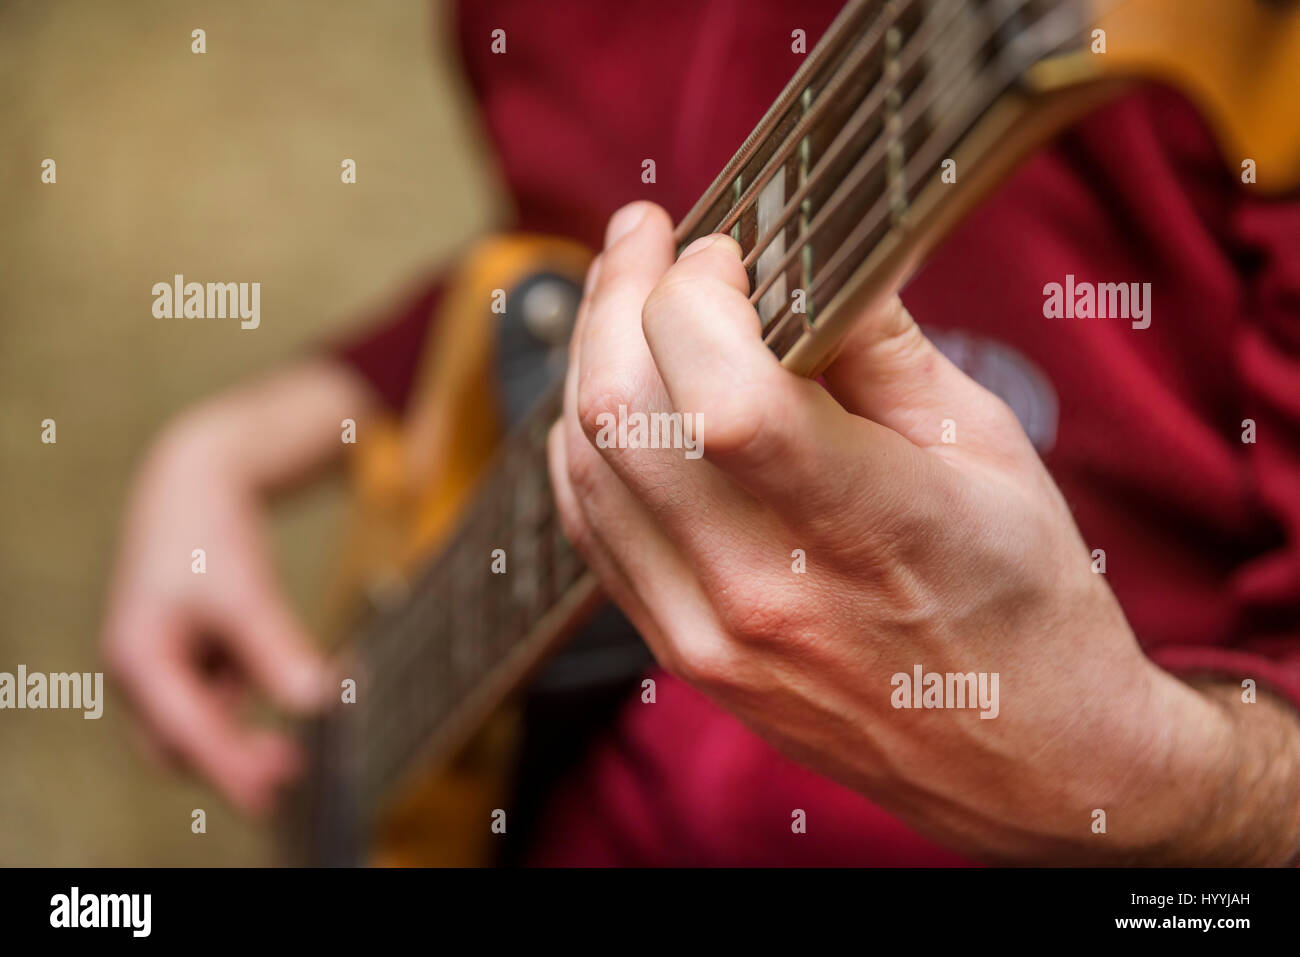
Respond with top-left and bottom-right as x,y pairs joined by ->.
327,235 -> 592,866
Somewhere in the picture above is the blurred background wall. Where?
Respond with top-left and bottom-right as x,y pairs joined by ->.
0,0 -> 499,864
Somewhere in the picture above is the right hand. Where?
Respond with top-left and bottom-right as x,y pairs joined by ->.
102,410 -> 331,815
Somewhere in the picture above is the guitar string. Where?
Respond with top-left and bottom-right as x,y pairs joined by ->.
740,0 -> 1070,308
359,401 -> 571,783
681,0 -> 1007,251
358,8 -> 1021,732
323,3 -> 1140,830
363,0 -> 1014,696
351,0 -> 1092,800
734,0 -> 968,268
672,0 -> 880,243
705,0 -> 931,240
353,0 -> 1045,780
739,0 -> 985,307
758,59 -> 1014,355
722,0 -> 1117,286
757,0 -> 1092,352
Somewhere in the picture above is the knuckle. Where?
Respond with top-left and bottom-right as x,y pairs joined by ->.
704,393 -> 781,465
984,394 -> 1031,446
641,271 -> 738,334
575,379 -> 632,443
715,585 -> 800,645
671,636 -> 740,689
867,298 -> 924,356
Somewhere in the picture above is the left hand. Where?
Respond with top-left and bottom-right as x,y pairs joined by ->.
547,201 -> 1252,863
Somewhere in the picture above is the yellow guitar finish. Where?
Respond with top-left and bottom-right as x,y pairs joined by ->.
327,0 -> 1300,868
329,235 -> 591,867
1057,0 -> 1300,193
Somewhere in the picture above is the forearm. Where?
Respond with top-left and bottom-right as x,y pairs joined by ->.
154,357 -> 378,493
1176,680 -> 1300,866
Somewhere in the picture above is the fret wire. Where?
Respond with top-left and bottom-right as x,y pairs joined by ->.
511,459 -> 540,629
365,489 -> 482,696
494,452 -> 516,648
365,614 -> 419,706
739,0 -> 967,277
486,460 -> 511,660
739,0 -> 1090,295
760,65 -> 1011,355
760,115 -> 947,357
362,452 -> 512,723
449,511 -> 480,682
799,86 -> 814,326
744,0 -> 1022,310
371,546 -> 452,701
707,0 -> 926,241
692,0 -> 977,256
356,0 -> 1086,686
476,494 -> 504,666
749,61 -> 948,313
342,0 -> 1097,814
761,0 -> 1087,358
730,176 -> 743,244
674,0 -> 879,245
810,0 -> 1091,291
450,540 -> 477,696
506,444 -> 532,645
528,432 -> 553,620
745,0 -> 1039,315
370,616 -> 423,742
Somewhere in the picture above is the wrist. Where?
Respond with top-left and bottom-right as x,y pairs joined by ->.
1188,681 -> 1300,865
1118,669 -> 1236,861
1114,668 -> 1300,865
1035,655 -> 1234,864
153,400 -> 261,492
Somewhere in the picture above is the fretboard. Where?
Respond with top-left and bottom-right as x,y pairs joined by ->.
297,0 -> 1104,862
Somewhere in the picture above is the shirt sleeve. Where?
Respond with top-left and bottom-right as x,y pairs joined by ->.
1148,194 -> 1300,711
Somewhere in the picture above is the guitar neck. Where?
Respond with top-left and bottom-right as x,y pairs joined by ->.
297,0 -> 1121,859
351,385 -> 598,819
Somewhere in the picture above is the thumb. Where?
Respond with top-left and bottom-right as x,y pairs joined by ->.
821,296 -> 1029,460
216,581 -> 331,713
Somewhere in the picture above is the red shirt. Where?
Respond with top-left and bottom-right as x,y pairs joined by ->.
337,0 -> 1300,865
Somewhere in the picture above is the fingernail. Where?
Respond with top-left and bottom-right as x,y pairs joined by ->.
605,203 -> 647,247
676,234 -> 717,260
676,234 -> 738,260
